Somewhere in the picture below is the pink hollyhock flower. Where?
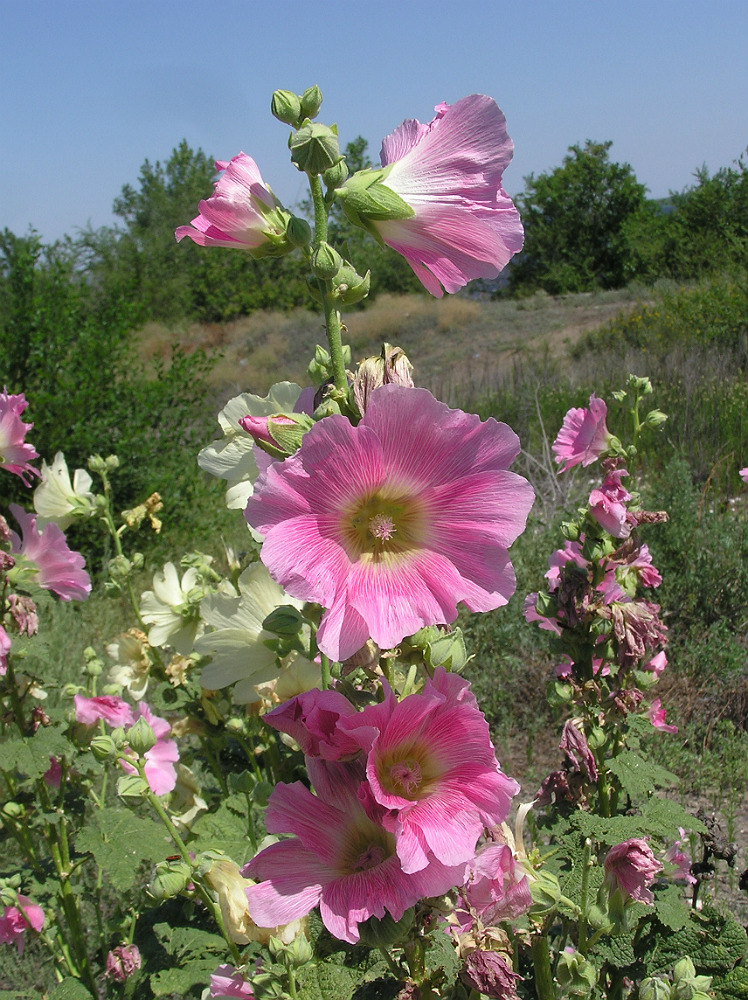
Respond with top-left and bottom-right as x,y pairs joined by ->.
0,625 -> 9,676
522,592 -> 561,635
338,668 -> 519,874
644,650 -> 667,678
105,943 -> 141,981
458,843 -> 532,927
589,468 -> 632,538
8,504 -> 90,601
121,702 -> 179,795
246,385 -> 534,661
244,768 -> 465,944
648,697 -> 677,734
338,95 -> 523,297
210,965 -> 255,998
262,688 -> 361,761
460,950 -> 522,999
176,153 -> 292,255
545,539 -> 588,588
617,543 -> 662,590
740,467 -> 748,484
0,895 -> 44,954
604,838 -> 662,904
553,395 -> 612,472
75,694 -> 135,728
664,828 -> 696,885
0,388 -> 39,486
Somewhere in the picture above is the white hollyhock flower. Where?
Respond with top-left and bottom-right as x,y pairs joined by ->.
140,563 -> 203,655
33,452 -> 95,528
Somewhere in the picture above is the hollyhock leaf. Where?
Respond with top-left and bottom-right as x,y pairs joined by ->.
77,808 -> 168,890
607,750 -> 677,800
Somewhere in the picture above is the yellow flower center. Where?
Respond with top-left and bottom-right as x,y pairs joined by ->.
338,488 -> 427,563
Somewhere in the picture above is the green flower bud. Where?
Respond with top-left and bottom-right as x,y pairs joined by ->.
673,959 -> 696,983
611,389 -> 628,403
587,726 -> 606,750
645,409 -> 668,428
148,859 -> 193,900
332,264 -> 370,305
105,454 -> 120,471
285,934 -> 314,967
125,716 -> 157,756
298,84 -> 323,121
108,555 -> 133,580
627,374 -> 653,395
310,241 -> 344,280
639,977 -> 672,1000
289,121 -> 341,175
61,683 -> 82,699
426,628 -> 469,672
267,412 -> 315,455
90,734 -> 118,762
529,869 -> 562,915
336,167 -> 415,239
322,158 -> 349,189
131,552 -> 145,570
110,727 -> 127,747
117,774 -> 149,804
357,908 -> 414,948
263,604 -> 304,637
286,215 -> 312,248
271,89 -> 302,127
85,658 -> 103,677
556,949 -> 597,996
2,802 -> 23,819
87,454 -> 107,473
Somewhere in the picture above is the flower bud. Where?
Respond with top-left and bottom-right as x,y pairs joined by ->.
61,683 -> 81,699
639,978 -> 672,1000
289,121 -> 341,175
148,859 -> 193,900
556,950 -> 597,996
2,802 -> 23,819
271,89 -> 302,127
108,555 -> 133,580
90,734 -> 118,762
322,159 -> 349,189
627,374 -> 653,395
310,242 -> 344,280
125,716 -> 157,756
426,628 -> 468,672
263,604 -> 304,637
132,552 -> 144,569
529,869 -> 562,915
105,455 -> 120,471
357,908 -> 414,948
298,84 -> 323,121
645,409 -> 668,428
117,774 -> 149,804
332,264 -> 370,305
611,389 -> 628,403
87,454 -> 107,473
286,215 -> 312,248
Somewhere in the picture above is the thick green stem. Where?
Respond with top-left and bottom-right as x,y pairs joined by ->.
531,933 -> 555,1000
308,173 -> 347,391
578,838 -> 592,954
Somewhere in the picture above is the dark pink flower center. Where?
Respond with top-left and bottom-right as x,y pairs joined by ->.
390,758 -> 422,794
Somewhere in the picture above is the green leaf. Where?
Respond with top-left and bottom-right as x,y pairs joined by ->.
46,979 -> 94,1000
76,807 -> 169,890
150,959 -> 218,997
606,750 -> 677,799
715,966 -> 748,999
189,796 -> 254,865
297,961 -> 359,1000
1,725 -> 71,781
153,923 -> 226,959
653,882 -> 689,932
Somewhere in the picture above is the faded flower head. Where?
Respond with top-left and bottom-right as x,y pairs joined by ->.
105,944 -> 141,982
604,837 -> 662,904
460,950 -> 522,999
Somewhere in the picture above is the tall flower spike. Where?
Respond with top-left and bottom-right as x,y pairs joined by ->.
337,95 -> 523,297
245,385 -> 534,661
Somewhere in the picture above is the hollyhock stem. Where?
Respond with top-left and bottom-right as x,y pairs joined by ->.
578,838 -> 592,954
530,933 -> 555,1000
320,652 -> 331,690
308,174 -> 347,392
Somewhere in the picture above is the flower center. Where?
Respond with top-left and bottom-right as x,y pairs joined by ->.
390,758 -> 422,794
368,513 -> 396,540
351,843 -> 387,872
339,487 -> 428,563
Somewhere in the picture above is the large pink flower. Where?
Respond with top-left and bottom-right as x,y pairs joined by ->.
8,504 -> 90,601
0,389 -> 39,486
553,395 -> 612,472
175,153 -> 291,255
0,896 -> 44,954
244,766 -> 465,944
245,385 -> 534,661
338,95 -> 523,297
339,668 -> 519,873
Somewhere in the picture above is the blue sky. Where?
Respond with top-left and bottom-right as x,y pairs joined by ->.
2,0 -> 747,243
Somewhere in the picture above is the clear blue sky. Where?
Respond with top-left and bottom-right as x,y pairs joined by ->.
2,0 -> 747,243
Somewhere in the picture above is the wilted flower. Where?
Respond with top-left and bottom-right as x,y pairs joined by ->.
0,388 -> 39,486
664,828 -> 696,885
604,837 -> 662,904
8,504 -> 91,601
176,153 -> 294,256
460,950 -> 522,999
553,395 -> 612,472
8,594 -> 38,636
0,895 -> 44,954
105,944 -> 141,981
337,95 -> 523,297
33,451 -> 95,528
352,343 -> 414,416
458,843 -> 532,928
140,562 -> 203,655
600,599 -> 668,669
246,385 -> 533,661
195,563 -> 304,703
559,719 -> 598,782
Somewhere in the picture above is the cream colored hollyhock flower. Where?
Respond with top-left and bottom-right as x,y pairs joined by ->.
33,452 -> 95,528
260,652 -> 322,706
195,563 -> 303,704
107,628 -> 154,700
203,857 -> 305,945
139,563 -> 204,656
168,764 -> 208,831
198,382 -> 307,512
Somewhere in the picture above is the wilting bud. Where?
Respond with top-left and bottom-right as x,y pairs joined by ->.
271,89 -> 302,127
310,241 -> 344,280
148,859 -> 193,900
125,716 -> 156,756
263,604 -> 304,637
298,84 -> 323,121
639,978 -> 672,1000
352,343 -> 414,415
556,950 -> 597,996
90,734 -> 118,762
286,215 -> 312,248
322,158 -> 349,189
105,944 -> 141,982
289,121 -> 341,175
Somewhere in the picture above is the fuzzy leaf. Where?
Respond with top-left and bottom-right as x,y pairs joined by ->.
606,750 -> 677,799
76,807 -> 168,890
189,796 -> 255,865
715,966 -> 748,999
46,980 -> 94,999
2,725 -> 71,781
297,961 -> 359,1000
149,960 -> 218,997
153,923 -> 226,959
653,882 -> 689,932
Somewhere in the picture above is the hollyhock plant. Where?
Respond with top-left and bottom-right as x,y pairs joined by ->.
0,388 -> 39,486
245,384 -> 534,661
0,895 -> 44,954
33,451 -> 96,528
553,394 -> 612,472
337,94 -> 523,297
604,838 -> 662,904
176,153 -> 294,256
244,767 -> 465,944
7,504 -> 91,601
338,668 -> 519,873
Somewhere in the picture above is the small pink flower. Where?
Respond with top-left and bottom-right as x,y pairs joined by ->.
522,592 -> 561,635
339,95 -> 523,297
664,828 -> 696,885
553,395 -> 612,472
619,543 -> 662,590
459,843 -> 532,927
210,965 -> 255,998
105,943 -> 141,981
0,388 -> 39,486
246,385 -> 533,661
647,698 -> 677,734
75,694 -> 135,728
43,757 -> 63,788
0,896 -> 44,954
0,625 -> 9,676
176,153 -> 291,255
8,504 -> 90,601
604,838 -> 662,904
339,668 -> 519,874
245,767 -> 465,944
645,651 -> 667,678
740,467 -> 748,484
589,468 -> 632,538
